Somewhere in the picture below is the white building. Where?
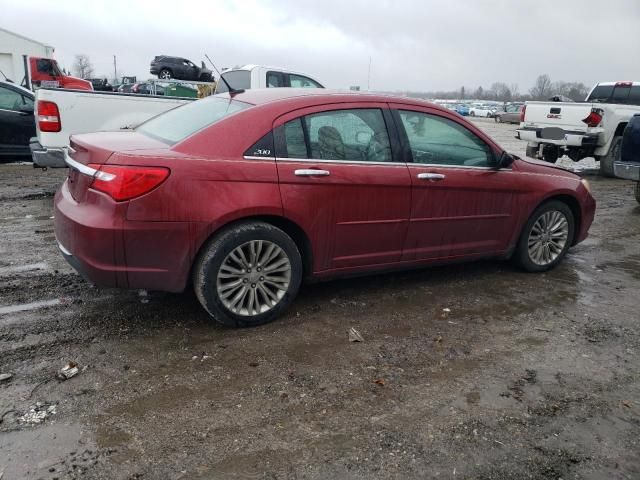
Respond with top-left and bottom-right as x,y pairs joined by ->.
0,27 -> 54,84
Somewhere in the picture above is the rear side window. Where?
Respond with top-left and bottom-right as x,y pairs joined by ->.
216,70 -> 251,93
137,96 -> 251,144
289,74 -> 322,88
279,109 -> 392,163
587,84 -> 614,103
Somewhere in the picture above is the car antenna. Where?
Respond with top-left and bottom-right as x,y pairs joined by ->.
205,54 -> 244,95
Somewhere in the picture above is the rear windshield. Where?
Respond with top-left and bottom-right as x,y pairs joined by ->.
137,96 -> 251,144
216,70 -> 251,93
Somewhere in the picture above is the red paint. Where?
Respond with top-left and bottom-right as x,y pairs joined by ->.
29,57 -> 93,91
54,90 -> 596,292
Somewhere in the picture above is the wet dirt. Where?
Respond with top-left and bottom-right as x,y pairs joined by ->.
1,121 -> 639,479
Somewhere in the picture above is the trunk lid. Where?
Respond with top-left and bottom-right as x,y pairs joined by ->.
66,131 -> 169,202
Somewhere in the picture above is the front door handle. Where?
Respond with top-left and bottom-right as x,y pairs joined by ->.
417,173 -> 446,181
295,169 -> 330,177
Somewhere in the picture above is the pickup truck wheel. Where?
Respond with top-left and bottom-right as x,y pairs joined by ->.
193,222 -> 303,328
159,68 -> 173,80
599,136 -> 621,178
514,201 -> 575,272
635,182 -> 640,204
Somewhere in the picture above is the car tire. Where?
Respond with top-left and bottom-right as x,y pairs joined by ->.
193,222 -> 303,327
470,111 -> 476,117
159,68 -> 173,80
514,200 -> 575,273
599,136 -> 621,178
495,116 -> 502,123
525,145 -> 538,159
635,182 -> 640,204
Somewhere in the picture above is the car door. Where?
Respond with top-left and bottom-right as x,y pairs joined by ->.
273,104 -> 412,272
0,85 -> 35,156
390,104 -> 523,262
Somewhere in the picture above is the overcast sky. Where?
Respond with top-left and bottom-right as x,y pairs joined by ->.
2,0 -> 639,92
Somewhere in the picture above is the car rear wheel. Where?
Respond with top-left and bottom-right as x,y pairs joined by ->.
598,136 -> 621,178
193,222 -> 303,327
159,68 -> 173,80
514,201 -> 575,272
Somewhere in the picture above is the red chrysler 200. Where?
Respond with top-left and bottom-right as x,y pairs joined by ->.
54,89 -> 596,327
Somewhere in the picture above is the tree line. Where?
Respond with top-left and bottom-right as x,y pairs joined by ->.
403,75 -> 590,102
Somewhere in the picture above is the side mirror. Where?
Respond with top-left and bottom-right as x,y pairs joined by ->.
18,103 -> 34,114
497,151 -> 515,169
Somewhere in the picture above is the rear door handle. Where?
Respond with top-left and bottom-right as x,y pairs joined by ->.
295,169 -> 330,177
417,173 -> 446,181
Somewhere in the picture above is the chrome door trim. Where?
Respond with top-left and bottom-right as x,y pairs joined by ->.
417,173 -> 446,180
276,157 -> 407,167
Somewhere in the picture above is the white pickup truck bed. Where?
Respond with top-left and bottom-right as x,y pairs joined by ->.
31,88 -> 193,168
516,82 -> 640,176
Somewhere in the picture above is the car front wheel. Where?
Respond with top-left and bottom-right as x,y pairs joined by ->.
193,222 -> 303,327
514,201 -> 575,272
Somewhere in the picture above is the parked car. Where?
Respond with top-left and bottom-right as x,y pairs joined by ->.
87,78 -> 113,92
495,103 -> 524,124
614,113 -> 640,203
131,82 -> 165,96
454,104 -> 470,116
30,86 -> 193,168
215,65 -> 323,93
54,89 -> 595,327
469,104 -> 494,118
0,80 -> 35,159
150,56 -> 213,82
516,81 -> 640,176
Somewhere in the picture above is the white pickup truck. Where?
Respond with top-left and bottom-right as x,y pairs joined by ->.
30,88 -> 193,168
214,65 -> 324,94
516,82 -> 640,176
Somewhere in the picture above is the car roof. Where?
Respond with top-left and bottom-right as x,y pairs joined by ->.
594,81 -> 640,86
222,65 -> 317,77
0,80 -> 34,98
215,88 -> 441,109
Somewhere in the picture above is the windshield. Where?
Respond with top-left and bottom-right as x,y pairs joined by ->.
216,70 -> 252,93
137,96 -> 251,144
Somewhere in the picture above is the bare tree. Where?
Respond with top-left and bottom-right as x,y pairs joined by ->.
529,74 -> 552,100
474,86 -> 484,99
72,54 -> 94,79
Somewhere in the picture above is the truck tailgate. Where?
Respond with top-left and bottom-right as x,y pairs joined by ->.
523,101 -> 593,131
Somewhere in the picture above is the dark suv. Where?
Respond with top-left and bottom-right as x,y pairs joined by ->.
149,56 -> 213,82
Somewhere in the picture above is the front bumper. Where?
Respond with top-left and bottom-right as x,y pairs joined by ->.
516,127 -> 600,148
30,139 -> 66,168
613,162 -> 640,181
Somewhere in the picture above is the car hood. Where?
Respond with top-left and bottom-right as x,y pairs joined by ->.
515,156 -> 580,179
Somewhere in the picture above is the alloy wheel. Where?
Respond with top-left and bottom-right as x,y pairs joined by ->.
216,240 -> 292,316
527,210 -> 569,266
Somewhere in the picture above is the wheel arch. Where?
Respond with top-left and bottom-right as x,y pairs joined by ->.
190,215 -> 314,286
530,193 -> 582,246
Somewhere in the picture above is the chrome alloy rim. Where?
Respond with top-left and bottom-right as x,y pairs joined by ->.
216,240 -> 291,316
527,210 -> 569,266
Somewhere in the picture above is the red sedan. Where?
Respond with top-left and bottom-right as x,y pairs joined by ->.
54,89 -> 596,327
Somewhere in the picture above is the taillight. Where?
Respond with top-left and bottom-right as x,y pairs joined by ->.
88,164 -> 170,201
519,104 -> 526,123
37,100 -> 61,132
582,109 -> 603,128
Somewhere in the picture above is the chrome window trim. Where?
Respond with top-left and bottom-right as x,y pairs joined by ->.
243,155 -> 274,161
275,157 -> 407,166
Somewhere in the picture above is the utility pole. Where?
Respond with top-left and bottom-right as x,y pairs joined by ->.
367,56 -> 372,91
113,55 -> 117,82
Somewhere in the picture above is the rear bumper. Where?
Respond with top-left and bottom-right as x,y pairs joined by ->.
613,162 -> 640,181
517,127 -> 600,148
54,179 -> 194,292
30,139 -> 66,168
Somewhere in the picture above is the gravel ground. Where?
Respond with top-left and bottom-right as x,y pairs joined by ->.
0,119 -> 639,480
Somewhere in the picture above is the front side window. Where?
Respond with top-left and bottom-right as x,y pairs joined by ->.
0,86 -> 25,111
266,72 -> 284,88
398,110 -> 494,167
289,74 -> 322,88
611,86 -> 631,104
281,109 -> 392,162
628,86 -> 640,106
137,96 -> 251,144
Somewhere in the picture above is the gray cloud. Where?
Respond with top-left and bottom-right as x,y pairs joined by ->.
2,0 -> 639,92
